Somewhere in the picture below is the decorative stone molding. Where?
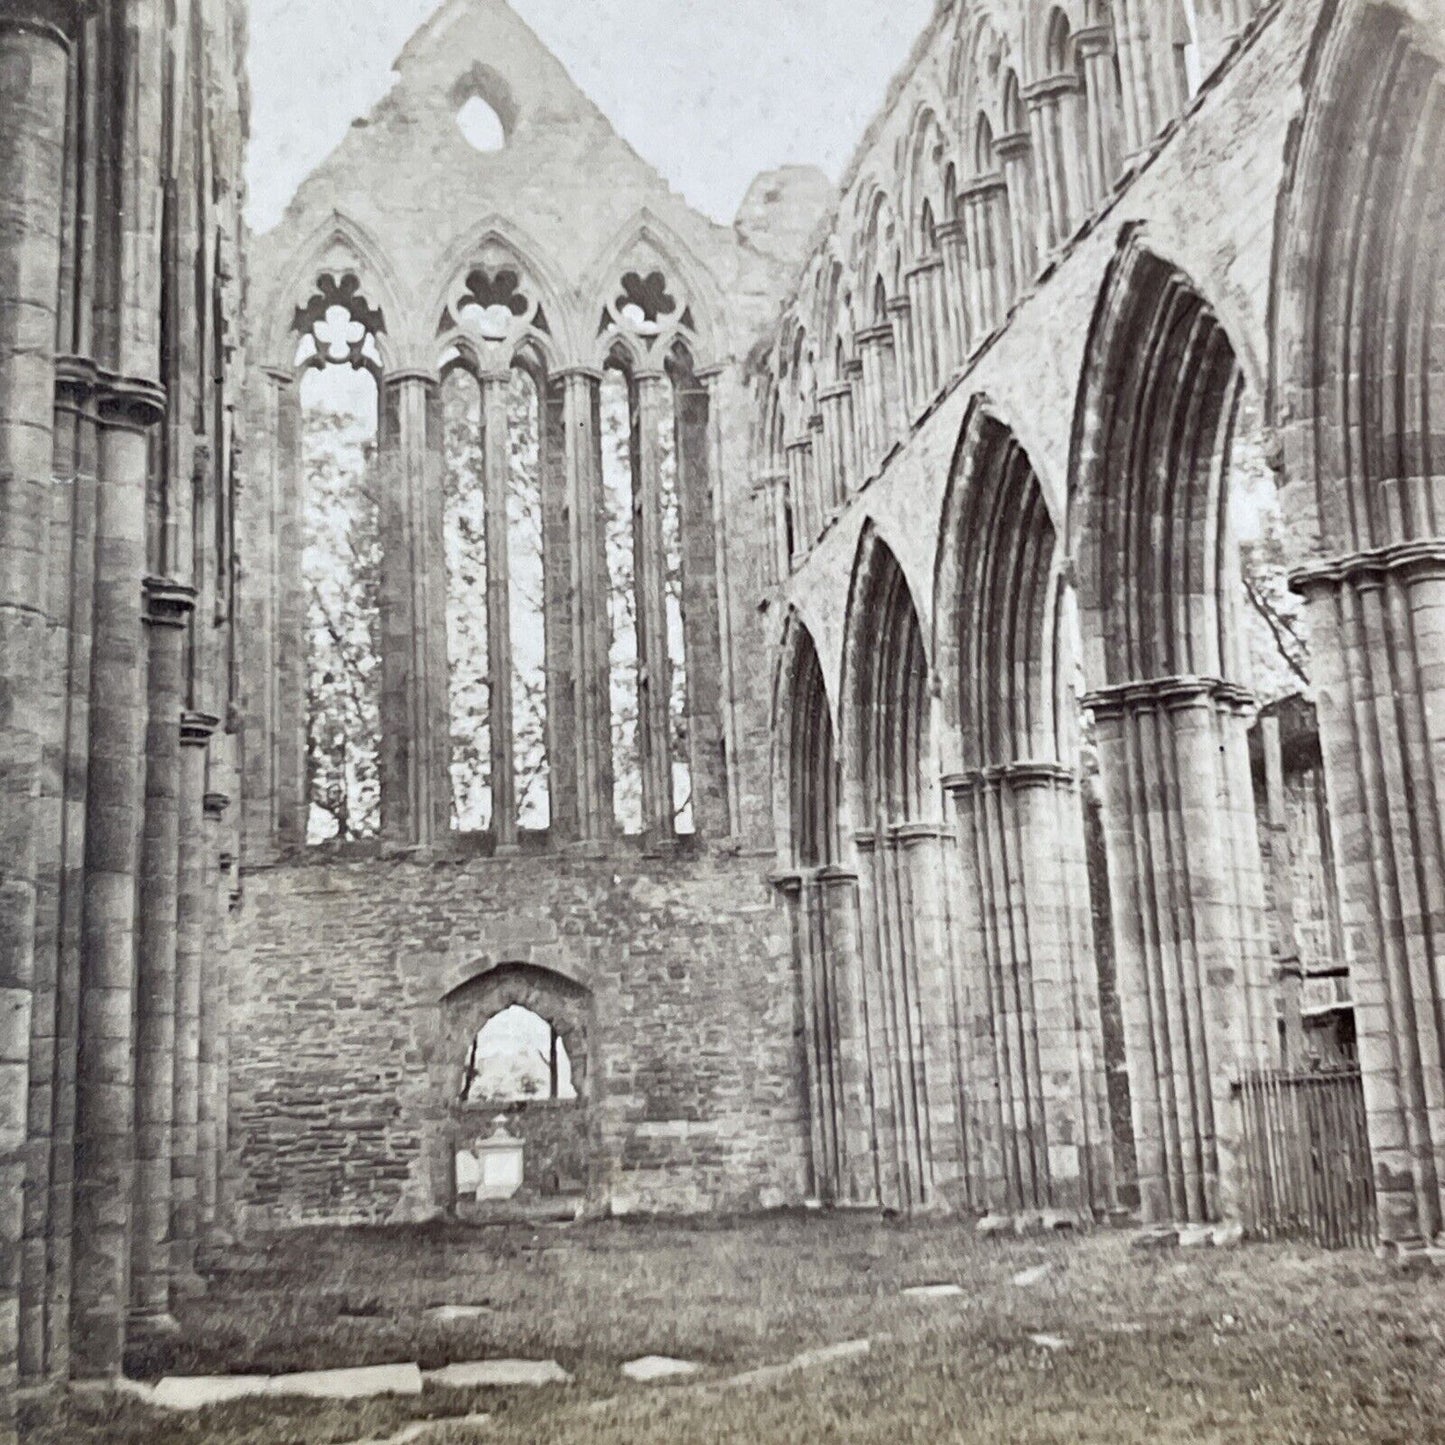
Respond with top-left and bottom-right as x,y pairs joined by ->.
180,711 -> 222,748
96,373 -> 168,433
1289,538 -> 1445,595
1083,675 -> 1254,719
142,577 -> 199,628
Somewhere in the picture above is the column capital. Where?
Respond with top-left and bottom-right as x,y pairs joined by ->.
995,130 -> 1032,163
935,217 -> 968,245
97,372 -> 167,432
854,322 -> 895,348
0,0 -> 93,44
768,869 -> 806,896
555,364 -> 604,385
885,294 -> 912,319
818,382 -> 853,405
142,577 -> 198,628
1074,23 -> 1114,59
960,172 -> 1007,204
475,368 -> 514,388
1023,74 -> 1082,106
1083,675 -> 1254,719
383,367 -> 439,391
1290,538 -> 1445,595
180,711 -> 221,748
203,791 -> 232,820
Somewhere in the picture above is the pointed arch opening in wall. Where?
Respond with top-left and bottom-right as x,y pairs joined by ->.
774,618 -> 869,1207
1271,1 -> 1445,1247
1071,238 -> 1279,1226
294,273 -> 385,843
842,532 -> 960,1213
1041,7 -> 1094,233
935,405 -> 1118,1220
440,964 -> 594,1209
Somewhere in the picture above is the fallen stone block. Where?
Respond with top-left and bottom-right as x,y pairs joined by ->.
425,1359 -> 572,1389
902,1283 -> 965,1300
621,1355 -> 703,1383
1029,1333 -> 1070,1352
1010,1263 -> 1053,1288
152,1375 -> 273,1411
976,1213 -> 1012,1238
425,1305 -> 491,1323
1178,1225 -> 1216,1249
268,1363 -> 423,1400
1212,1224 -> 1245,1249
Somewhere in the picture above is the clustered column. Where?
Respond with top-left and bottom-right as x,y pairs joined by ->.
1084,679 -> 1273,1224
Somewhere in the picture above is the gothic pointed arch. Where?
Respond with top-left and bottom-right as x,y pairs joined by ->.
425,217 -> 578,365
1068,230 -> 1275,1225
1270,0 -> 1445,1247
932,398 -> 1116,1217
257,211 -> 409,371
583,209 -> 726,368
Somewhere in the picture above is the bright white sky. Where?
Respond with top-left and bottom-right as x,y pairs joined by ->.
246,0 -> 936,233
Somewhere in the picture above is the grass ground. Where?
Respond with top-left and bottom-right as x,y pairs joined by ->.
20,1212 -> 1445,1444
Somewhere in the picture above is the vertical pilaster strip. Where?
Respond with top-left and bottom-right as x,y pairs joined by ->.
0,2 -> 72,1412
269,370 -> 304,850
196,784 -> 229,1234
129,578 -> 195,1331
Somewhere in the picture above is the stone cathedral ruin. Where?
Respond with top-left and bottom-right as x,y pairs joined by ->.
4,0 -> 1445,1429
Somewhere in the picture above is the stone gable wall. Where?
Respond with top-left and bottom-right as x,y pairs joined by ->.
230,848 -> 804,1225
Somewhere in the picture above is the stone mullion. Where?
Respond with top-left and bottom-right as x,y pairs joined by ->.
854,836 -> 903,1209
271,374 -> 304,849
480,372 -> 517,845
632,371 -> 674,839
0,5 -> 72,1411
378,371 -> 450,849
886,296 -> 915,427
675,369 -> 729,838
169,711 -> 214,1294
129,579 -> 195,1333
540,378 -> 577,840
560,369 -> 611,843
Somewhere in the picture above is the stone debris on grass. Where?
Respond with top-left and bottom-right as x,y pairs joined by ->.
151,1375 -> 275,1410
425,1305 -> 492,1323
621,1356 -> 704,1383
902,1283 -> 965,1299
151,1364 -> 423,1411
355,1413 -> 493,1445
1029,1334 -> 1070,1352
424,1359 -> 572,1389
1010,1263 -> 1053,1288
789,1340 -> 871,1371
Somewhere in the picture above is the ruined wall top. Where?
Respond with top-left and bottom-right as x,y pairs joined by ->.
250,0 -> 832,376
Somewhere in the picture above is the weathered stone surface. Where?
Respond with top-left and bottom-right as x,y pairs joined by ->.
152,1375 -> 273,1411
902,1284 -> 965,1300
268,1363 -> 423,1400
